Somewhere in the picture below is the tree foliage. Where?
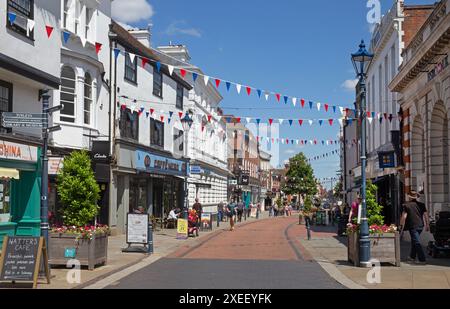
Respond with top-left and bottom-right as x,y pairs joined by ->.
57,150 -> 100,227
282,153 -> 318,197
366,181 -> 384,226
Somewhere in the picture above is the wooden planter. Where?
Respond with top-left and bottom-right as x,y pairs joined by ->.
348,231 -> 400,267
49,233 -> 108,271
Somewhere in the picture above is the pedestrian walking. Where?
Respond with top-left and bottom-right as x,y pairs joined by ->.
218,201 -> 225,223
237,200 -> 244,222
227,199 -> 237,231
347,196 -> 361,225
400,191 -> 430,265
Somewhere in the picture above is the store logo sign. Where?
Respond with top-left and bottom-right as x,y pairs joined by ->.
428,55 -> 448,82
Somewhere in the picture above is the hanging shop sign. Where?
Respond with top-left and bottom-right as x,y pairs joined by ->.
91,141 -> 111,163
136,150 -> 188,177
378,151 -> 396,169
428,55 -> 449,82
0,140 -> 38,163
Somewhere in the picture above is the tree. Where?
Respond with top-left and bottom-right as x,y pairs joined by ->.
282,153 -> 318,197
366,181 -> 384,226
333,180 -> 343,198
57,150 -> 100,227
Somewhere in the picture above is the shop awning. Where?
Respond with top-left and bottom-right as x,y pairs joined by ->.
0,168 -> 20,179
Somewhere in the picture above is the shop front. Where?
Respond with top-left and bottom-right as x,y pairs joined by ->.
111,141 -> 189,234
0,138 -> 41,249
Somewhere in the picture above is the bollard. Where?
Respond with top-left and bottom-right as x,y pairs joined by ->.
147,223 -> 154,254
305,216 -> 311,241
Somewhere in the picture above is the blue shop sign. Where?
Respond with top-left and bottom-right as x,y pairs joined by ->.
379,151 -> 396,169
190,166 -> 203,174
136,151 -> 188,177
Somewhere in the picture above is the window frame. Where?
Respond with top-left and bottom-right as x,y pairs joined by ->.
150,118 -> 165,148
60,66 -> 77,123
176,83 -> 183,110
83,72 -> 92,125
0,80 -> 13,134
6,0 -> 34,40
153,69 -> 163,98
63,0 -> 70,29
124,53 -> 138,84
119,107 -> 139,141
173,128 -> 184,155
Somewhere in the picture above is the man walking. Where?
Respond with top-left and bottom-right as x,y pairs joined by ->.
400,191 -> 429,265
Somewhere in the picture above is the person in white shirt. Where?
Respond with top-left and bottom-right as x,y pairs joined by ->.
168,209 -> 180,220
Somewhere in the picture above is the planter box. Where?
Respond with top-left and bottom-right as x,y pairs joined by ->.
49,233 -> 108,271
348,231 -> 400,267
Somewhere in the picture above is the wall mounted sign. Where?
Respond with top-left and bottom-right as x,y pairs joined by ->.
91,141 -> 110,163
136,150 -> 188,177
48,157 -> 64,175
190,166 -> 204,174
0,140 -> 38,163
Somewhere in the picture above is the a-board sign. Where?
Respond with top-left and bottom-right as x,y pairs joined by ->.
0,236 -> 50,288
126,213 -> 149,244
201,213 -> 212,231
177,219 -> 188,239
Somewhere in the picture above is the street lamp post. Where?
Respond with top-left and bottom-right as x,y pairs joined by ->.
351,40 -> 374,268
181,113 -> 193,221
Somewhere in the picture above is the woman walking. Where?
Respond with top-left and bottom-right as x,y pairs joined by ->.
227,198 -> 237,231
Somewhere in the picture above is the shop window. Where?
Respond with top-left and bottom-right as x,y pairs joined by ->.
153,70 -> 163,98
119,108 -> 139,141
84,72 -> 92,125
0,180 -> 11,221
7,0 -> 34,39
125,53 -> 137,84
176,83 -> 183,109
0,80 -> 13,134
60,66 -> 76,123
129,178 -> 148,213
150,118 -> 164,148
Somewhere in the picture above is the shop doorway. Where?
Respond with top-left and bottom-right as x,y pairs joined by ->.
98,183 -> 109,225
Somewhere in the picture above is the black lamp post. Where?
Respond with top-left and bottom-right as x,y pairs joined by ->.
351,40 -> 374,267
181,112 -> 193,220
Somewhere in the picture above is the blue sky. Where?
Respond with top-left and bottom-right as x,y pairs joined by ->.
113,0 -> 434,188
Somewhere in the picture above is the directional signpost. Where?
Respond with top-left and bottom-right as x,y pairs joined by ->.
2,113 -> 47,128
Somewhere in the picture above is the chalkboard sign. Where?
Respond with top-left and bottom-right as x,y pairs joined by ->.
0,236 -> 50,288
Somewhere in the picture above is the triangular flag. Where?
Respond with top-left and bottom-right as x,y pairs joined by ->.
301,99 -> 305,108
215,79 -> 221,88
128,53 -> 135,63
317,103 -> 321,111
180,69 -> 187,78
169,111 -> 174,118
368,117 -> 373,124
179,112 -> 183,119
292,98 -> 297,107
201,126 -> 205,132
168,118 -> 172,124
265,93 -> 269,101
339,107 -> 344,115
328,119 -> 334,126
333,106 -> 337,113
284,96 -> 289,104
372,112 -> 376,119
168,65 -> 174,76
192,72 -> 198,82
156,62 -> 161,72
226,82 -> 231,91
146,112 -> 150,118
309,101 -> 313,109
389,114 -> 393,122
113,48 -> 121,60
269,119 -> 273,126
246,117 -> 251,124
80,36 -> 87,47
204,75 -> 210,86
225,117 -> 232,123
324,104 -> 329,112
298,119 -> 304,126
236,84 -> 242,94
279,119 -> 284,125
319,120 -> 323,126
276,94 -> 281,102
27,19 -> 35,36
8,12 -> 16,25
257,90 -> 262,98
235,117 -> 241,124
150,109 -> 155,115
208,115 -> 212,122
309,120 -> 313,126
95,42 -> 102,54
160,116 -> 165,122
256,119 -> 261,125
288,120 -> 293,126
63,31 -> 71,44
384,113 -> 388,120
46,25 -> 54,38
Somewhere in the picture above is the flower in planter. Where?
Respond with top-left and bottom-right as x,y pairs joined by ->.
51,225 -> 110,241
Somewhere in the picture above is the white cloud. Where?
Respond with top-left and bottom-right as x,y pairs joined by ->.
284,149 -> 296,155
165,21 -> 202,38
341,79 -> 358,91
112,0 -> 154,24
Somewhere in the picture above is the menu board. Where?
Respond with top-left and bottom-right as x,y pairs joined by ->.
126,213 -> 149,244
0,236 -> 50,288
201,213 -> 212,231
